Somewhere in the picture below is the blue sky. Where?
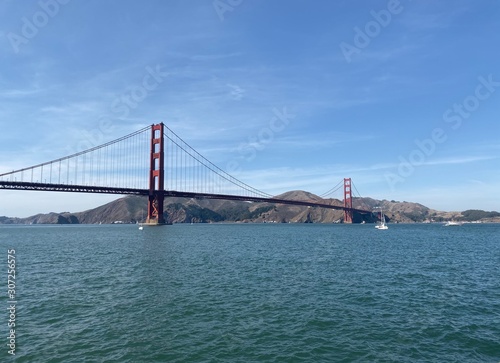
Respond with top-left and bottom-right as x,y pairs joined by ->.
1,0 -> 499,217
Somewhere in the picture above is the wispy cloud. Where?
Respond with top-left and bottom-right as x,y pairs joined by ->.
0,88 -> 45,98
355,44 -> 418,62
398,3 -> 471,32
425,155 -> 498,166
191,52 -> 243,61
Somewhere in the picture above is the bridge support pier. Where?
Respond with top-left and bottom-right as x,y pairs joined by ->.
147,191 -> 165,225
146,123 -> 166,225
343,178 -> 353,224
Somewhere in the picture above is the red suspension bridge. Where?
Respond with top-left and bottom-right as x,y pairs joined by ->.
0,123 -> 372,224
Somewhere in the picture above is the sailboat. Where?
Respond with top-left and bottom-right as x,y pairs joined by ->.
375,210 -> 388,230
138,210 -> 145,230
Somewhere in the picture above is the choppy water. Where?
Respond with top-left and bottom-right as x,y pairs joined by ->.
1,223 -> 499,362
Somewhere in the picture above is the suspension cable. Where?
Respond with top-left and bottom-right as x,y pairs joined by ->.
0,126 -> 150,178
319,179 -> 344,198
164,127 -> 273,198
351,180 -> 362,199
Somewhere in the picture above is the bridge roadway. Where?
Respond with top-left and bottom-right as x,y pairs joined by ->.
0,181 -> 372,215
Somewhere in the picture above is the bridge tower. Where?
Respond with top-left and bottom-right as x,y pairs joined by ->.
146,123 -> 166,225
343,178 -> 353,223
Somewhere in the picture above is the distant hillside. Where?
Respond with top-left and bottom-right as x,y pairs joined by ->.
1,191 -> 498,224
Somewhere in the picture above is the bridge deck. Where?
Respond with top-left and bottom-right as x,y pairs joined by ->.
0,181 -> 371,214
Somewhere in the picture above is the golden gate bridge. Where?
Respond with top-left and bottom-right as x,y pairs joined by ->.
0,123 -> 373,224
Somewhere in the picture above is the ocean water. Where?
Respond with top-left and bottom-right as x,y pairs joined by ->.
0,223 -> 499,362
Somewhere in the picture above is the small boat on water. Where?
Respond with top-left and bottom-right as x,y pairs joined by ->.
444,221 -> 463,226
